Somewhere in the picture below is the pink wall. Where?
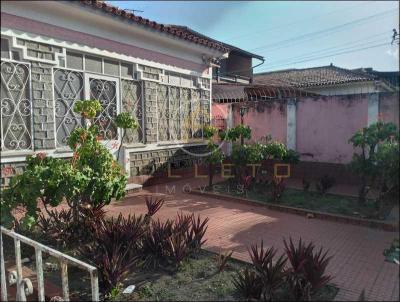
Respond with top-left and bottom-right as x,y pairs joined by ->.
213,93 -> 398,164
296,95 -> 368,163
380,93 -> 400,128
232,103 -> 287,144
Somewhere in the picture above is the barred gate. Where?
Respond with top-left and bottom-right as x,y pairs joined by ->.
0,226 -> 99,301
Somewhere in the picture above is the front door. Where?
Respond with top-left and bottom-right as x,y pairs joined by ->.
84,74 -> 120,157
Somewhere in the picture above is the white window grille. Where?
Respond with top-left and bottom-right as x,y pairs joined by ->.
0,60 -> 33,152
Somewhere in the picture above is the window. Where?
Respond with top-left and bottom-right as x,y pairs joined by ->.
53,69 -> 84,147
66,51 -> 83,70
1,38 -> 10,59
156,85 -> 207,142
1,61 -> 33,151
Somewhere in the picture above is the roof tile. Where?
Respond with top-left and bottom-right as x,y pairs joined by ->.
254,65 -> 377,88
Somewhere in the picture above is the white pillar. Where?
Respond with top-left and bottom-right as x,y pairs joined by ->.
286,99 -> 297,150
226,104 -> 233,155
367,93 -> 379,125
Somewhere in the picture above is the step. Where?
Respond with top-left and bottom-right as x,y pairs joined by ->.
125,183 -> 142,194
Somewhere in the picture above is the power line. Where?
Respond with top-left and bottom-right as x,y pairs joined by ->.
250,9 -> 397,52
222,1 -> 376,42
256,42 -> 391,72
264,33 -> 389,66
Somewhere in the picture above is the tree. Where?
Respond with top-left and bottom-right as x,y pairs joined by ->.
1,100 -> 128,228
203,125 -> 224,186
114,112 -> 138,161
349,121 -> 398,204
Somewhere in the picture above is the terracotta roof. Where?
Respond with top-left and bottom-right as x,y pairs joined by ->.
167,25 -> 264,60
254,65 -> 377,88
213,82 -> 317,103
77,0 -> 229,52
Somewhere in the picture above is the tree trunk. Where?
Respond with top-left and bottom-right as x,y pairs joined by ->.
208,163 -> 214,187
358,175 -> 368,205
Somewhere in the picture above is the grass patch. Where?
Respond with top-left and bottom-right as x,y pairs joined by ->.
208,181 -> 392,220
124,250 -> 337,301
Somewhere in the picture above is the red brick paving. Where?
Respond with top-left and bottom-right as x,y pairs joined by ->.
106,178 -> 399,302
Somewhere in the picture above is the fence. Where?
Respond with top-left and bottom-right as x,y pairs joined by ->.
0,226 -> 99,301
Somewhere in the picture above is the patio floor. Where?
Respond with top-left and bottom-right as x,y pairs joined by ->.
106,177 -> 399,302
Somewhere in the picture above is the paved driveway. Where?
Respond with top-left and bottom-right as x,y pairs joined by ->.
106,178 -> 399,301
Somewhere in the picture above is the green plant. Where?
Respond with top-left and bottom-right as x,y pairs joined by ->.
115,112 -> 138,160
282,149 -> 300,164
247,241 -> 287,301
74,99 -> 102,119
105,282 -> 124,301
1,100 -> 128,228
232,268 -> 263,300
349,121 -> 398,204
203,125 -> 218,139
187,214 -> 209,254
284,237 -> 332,301
79,213 -> 145,293
144,196 -> 165,224
215,250 -> 233,273
302,178 -> 311,192
220,125 -> 252,143
375,139 -> 399,202
316,175 -> 336,195
204,141 -> 224,186
270,177 -> 286,202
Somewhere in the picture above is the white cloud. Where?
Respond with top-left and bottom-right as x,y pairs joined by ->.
386,47 -> 399,60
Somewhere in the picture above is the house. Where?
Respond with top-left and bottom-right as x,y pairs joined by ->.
254,64 -> 397,96
212,64 -> 399,182
0,0 -> 231,186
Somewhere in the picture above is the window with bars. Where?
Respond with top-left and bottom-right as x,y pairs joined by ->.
0,60 -> 33,151
156,85 -> 208,142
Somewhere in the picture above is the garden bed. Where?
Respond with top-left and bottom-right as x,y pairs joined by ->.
9,249 -> 337,301
190,182 -> 398,231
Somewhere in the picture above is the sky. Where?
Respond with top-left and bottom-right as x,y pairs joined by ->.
109,1 -> 399,73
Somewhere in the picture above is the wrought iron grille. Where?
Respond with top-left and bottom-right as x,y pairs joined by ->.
157,85 -> 169,141
169,86 -> 180,141
53,69 -> 84,147
191,90 -> 202,139
180,88 -> 192,140
89,78 -> 118,140
0,61 -> 32,151
0,226 -> 99,302
121,79 -> 143,143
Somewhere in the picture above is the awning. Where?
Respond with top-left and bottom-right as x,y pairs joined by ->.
212,83 -> 318,103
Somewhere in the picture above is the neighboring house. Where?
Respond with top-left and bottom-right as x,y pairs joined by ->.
213,64 -> 399,170
0,0 -> 230,186
254,64 -> 397,95
165,25 -> 265,84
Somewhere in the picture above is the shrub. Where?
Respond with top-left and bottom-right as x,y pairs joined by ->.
247,241 -> 287,301
79,213 -> 145,293
316,175 -> 335,195
349,121 -> 398,204
270,177 -> 286,202
204,141 -> 224,186
215,250 -> 233,273
302,178 -> 311,192
0,100 -> 127,229
187,214 -> 209,254
203,125 -> 218,139
282,149 -> 300,164
144,196 -> 165,223
284,238 -> 332,301
232,268 -> 263,300
142,218 -> 174,268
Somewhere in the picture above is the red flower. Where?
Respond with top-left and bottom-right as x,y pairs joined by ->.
36,152 -> 47,160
